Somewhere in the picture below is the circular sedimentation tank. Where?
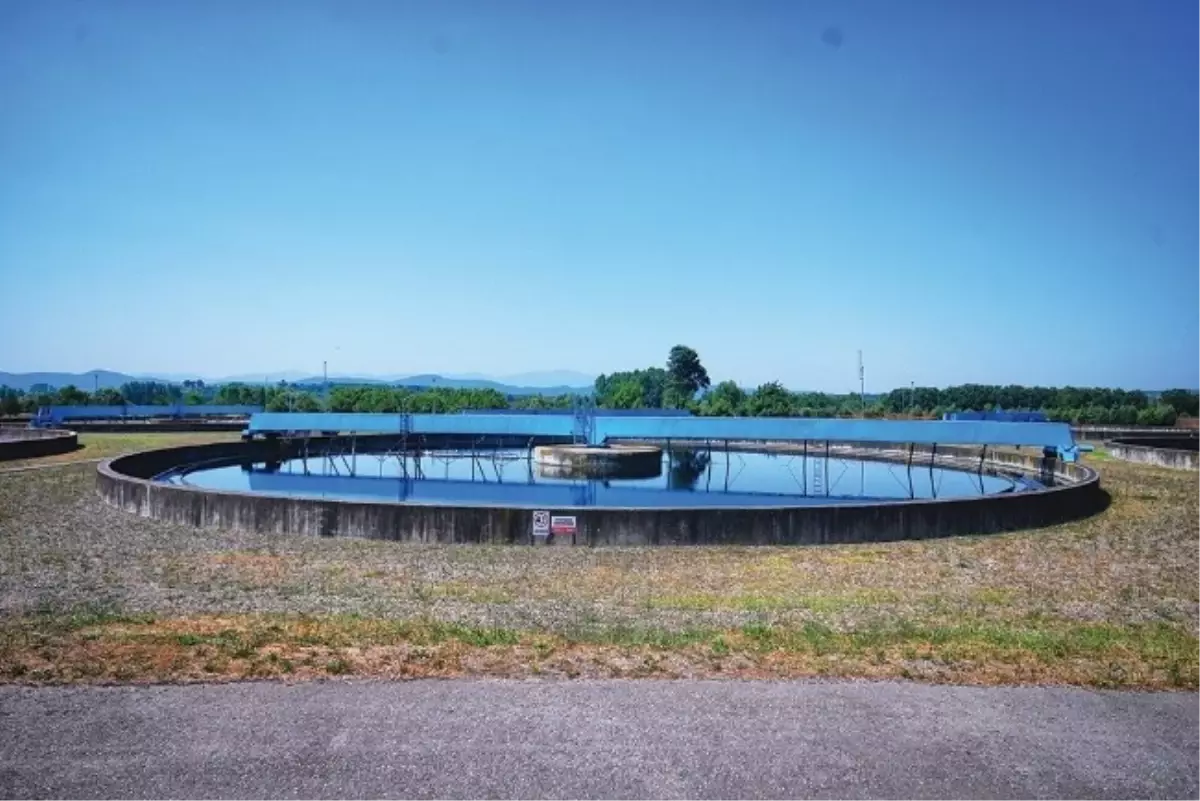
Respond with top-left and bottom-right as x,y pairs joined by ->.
96,433 -> 1106,546
0,428 -> 78,461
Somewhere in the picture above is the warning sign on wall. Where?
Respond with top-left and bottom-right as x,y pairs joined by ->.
550,515 -> 577,536
532,510 -> 550,537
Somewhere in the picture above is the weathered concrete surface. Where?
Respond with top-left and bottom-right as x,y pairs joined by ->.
1109,437 -> 1199,470
1074,424 -> 1196,439
96,439 -> 1106,545
0,429 -> 77,462
534,443 -> 663,478
0,680 -> 1195,800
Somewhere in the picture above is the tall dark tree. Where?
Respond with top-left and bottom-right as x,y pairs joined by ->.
665,345 -> 710,407
120,381 -> 175,405
0,388 -> 21,416
93,388 -> 125,405
55,385 -> 90,405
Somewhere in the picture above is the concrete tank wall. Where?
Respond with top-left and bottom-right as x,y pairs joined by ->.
0,429 -> 78,461
1073,424 -> 1195,441
96,439 -> 1106,546
1108,437 -> 1199,470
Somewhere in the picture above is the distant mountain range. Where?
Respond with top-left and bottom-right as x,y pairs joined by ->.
0,370 -> 139,392
0,369 -> 595,396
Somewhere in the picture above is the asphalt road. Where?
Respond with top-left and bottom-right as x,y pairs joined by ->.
1,680 -> 1195,799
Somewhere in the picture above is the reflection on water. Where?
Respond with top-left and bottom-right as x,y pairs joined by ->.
165,447 -> 1033,508
668,450 -> 711,490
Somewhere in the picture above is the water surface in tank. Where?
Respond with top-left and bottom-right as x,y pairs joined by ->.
165,447 -> 1035,508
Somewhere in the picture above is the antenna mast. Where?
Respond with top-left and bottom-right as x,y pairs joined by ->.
858,350 -> 865,418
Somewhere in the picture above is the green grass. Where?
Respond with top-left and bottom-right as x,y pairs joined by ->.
76,432 -> 239,459
324,658 -> 352,675
1,431 -> 238,469
21,601 -> 157,633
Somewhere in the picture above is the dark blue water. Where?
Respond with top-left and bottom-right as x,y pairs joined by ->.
167,449 -> 1028,508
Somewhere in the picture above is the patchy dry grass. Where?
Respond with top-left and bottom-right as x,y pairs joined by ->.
0,608 -> 1191,688
0,441 -> 1195,688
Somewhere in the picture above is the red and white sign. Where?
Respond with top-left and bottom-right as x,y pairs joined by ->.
550,515 -> 577,536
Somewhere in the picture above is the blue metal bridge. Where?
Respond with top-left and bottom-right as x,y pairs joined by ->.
34,404 -> 263,427
243,411 -> 1085,460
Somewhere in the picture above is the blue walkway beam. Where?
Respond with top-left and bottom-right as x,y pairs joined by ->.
245,412 -> 1078,451
595,416 -> 1076,449
36,404 -> 263,426
247,412 -> 573,439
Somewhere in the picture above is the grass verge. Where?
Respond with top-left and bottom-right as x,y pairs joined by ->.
0,609 -> 1194,688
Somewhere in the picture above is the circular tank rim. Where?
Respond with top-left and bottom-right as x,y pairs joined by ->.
0,428 -> 78,462
96,438 -> 1099,513
1107,435 -> 1198,452
1106,435 -> 1199,470
95,439 -> 1106,545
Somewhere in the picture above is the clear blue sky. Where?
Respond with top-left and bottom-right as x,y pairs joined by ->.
1,0 -> 1196,392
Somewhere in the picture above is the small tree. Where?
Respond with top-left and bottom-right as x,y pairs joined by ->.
1160,389 -> 1199,417
55,385 -> 90,406
746,382 -> 793,417
609,380 -> 646,410
93,388 -> 125,406
701,381 -> 746,416
293,392 -> 321,412
1137,404 -> 1178,427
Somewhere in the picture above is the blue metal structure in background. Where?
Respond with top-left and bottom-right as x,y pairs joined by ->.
248,412 -> 580,439
466,408 -> 692,417
244,411 -> 1084,460
34,404 -> 263,427
943,411 -> 1049,423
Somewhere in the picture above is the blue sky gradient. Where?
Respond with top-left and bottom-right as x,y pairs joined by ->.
1,0 -> 1196,391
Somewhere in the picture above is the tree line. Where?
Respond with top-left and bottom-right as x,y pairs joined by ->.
2,346 -> 1197,426
878,385 -> 1196,426
588,346 -> 1196,425
0,380 -> 580,416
